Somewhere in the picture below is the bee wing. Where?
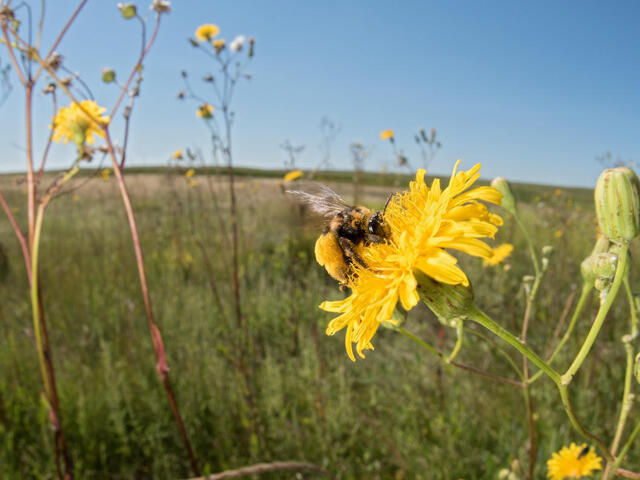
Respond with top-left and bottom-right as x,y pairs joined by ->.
286,183 -> 349,217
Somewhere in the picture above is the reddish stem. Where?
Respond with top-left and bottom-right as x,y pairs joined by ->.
0,190 -> 31,283
104,130 -> 200,476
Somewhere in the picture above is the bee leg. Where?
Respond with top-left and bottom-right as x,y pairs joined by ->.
366,234 -> 386,244
338,237 -> 368,270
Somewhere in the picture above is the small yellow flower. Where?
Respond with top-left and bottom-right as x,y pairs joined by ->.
185,168 -> 195,179
51,100 -> 110,147
380,129 -> 394,140
196,103 -> 214,119
195,24 -> 220,42
483,243 -> 514,266
188,179 -> 198,188
101,168 -> 111,181
555,230 -> 564,238
172,149 -> 183,160
546,443 -> 602,480
213,38 -> 226,52
555,188 -> 563,196
320,160 -> 503,360
283,170 -> 303,182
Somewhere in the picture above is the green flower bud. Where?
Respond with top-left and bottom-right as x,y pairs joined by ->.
635,352 -> 640,385
580,252 -> 618,284
541,245 -> 554,257
101,68 -> 116,83
117,3 -> 136,19
491,177 -> 517,215
415,271 -> 474,325
594,167 -> 640,243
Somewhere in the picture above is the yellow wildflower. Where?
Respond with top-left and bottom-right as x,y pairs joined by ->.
196,103 -> 214,119
195,24 -> 220,42
213,38 -> 226,52
185,168 -> 195,179
483,243 -> 514,266
546,443 -> 602,480
320,160 -> 503,360
555,230 -> 564,238
51,100 -> 110,146
188,179 -> 198,188
380,129 -> 394,140
172,149 -> 183,160
555,188 -> 563,196
101,169 -> 111,181
283,170 -> 303,182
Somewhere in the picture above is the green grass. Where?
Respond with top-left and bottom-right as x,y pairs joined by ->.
0,170 -> 637,479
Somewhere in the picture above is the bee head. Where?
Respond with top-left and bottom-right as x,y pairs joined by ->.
368,211 -> 390,237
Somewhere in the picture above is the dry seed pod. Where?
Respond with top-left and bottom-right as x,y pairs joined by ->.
594,167 -> 640,243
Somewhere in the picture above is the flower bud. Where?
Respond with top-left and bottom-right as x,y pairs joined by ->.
580,252 -> 618,284
594,167 -> 640,243
117,3 -> 137,19
415,272 -> 474,325
635,352 -> 640,385
101,68 -> 116,83
491,177 -> 516,215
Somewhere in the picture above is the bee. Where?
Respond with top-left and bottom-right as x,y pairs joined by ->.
288,184 -> 391,284
577,446 -> 590,459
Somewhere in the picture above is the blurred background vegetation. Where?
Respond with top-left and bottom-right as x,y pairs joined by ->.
1,168 -> 637,479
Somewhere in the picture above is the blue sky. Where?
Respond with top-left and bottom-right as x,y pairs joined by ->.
0,0 -> 638,187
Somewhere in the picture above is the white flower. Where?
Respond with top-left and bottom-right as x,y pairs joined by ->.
230,35 -> 246,52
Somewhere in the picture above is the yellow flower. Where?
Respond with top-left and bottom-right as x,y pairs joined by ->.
51,100 -> 110,146
483,243 -> 514,266
101,168 -> 111,181
283,170 -> 303,182
185,168 -> 195,179
195,24 -> 220,42
546,443 -> 602,480
380,129 -> 394,140
188,179 -> 198,188
196,103 -> 214,119
320,160 -> 503,360
213,38 -> 226,52
555,230 -> 564,238
172,149 -> 183,160
555,188 -> 564,196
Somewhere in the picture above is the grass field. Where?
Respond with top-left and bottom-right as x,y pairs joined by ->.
0,168 -> 638,479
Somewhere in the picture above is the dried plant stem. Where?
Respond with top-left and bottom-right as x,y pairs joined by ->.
104,131 -> 200,476
0,190 -> 31,281
185,461 -> 333,480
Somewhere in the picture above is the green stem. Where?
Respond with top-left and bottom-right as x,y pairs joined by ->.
465,328 -> 524,381
556,384 -> 614,462
30,204 -> 50,398
529,282 -> 591,384
515,215 -> 540,276
610,420 -> 640,474
446,319 -> 464,363
610,278 -> 637,456
395,326 -> 440,356
467,305 -> 614,461
561,245 -> 628,385
466,305 -> 561,384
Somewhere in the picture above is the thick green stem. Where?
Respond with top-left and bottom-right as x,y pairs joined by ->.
467,305 -> 613,461
466,306 -> 561,384
561,245 -> 628,385
529,282 -> 591,384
